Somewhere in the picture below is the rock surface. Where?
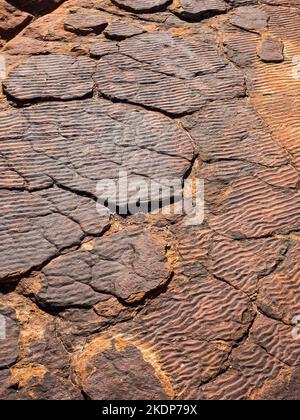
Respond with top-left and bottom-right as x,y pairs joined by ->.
64,12 -> 108,35
111,0 -> 171,13
257,35 -> 284,62
0,0 -> 300,401
171,0 -> 228,21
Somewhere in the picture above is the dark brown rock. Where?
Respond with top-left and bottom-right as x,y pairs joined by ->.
73,340 -> 168,399
1,0 -> 300,402
36,228 -> 170,307
0,187 -> 108,282
199,342 -> 287,400
257,35 -> 284,63
257,243 -> 300,324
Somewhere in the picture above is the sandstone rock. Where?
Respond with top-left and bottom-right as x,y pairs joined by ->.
230,6 -> 269,32
0,0 -> 32,40
117,271 -> 254,397
0,99 -> 193,202
199,342 -> 287,399
94,32 -> 245,116
3,54 -> 96,102
0,187 -> 109,282
111,0 -> 171,13
104,21 -> 144,40
90,40 -> 119,58
257,243 -> 300,324
251,315 -> 300,367
64,12 -> 108,35
257,35 -> 284,63
1,0 -> 300,401
73,341 -> 168,399
36,228 -> 170,307
171,0 -> 228,21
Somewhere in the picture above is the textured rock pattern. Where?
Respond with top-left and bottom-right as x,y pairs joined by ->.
0,0 -> 300,401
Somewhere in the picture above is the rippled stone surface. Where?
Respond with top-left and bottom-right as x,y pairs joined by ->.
1,0 -> 300,401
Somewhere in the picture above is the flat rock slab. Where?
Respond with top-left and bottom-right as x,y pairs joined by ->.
230,6 -> 269,32
171,0 -> 228,21
0,188 -> 109,281
104,21 -> 144,40
111,0 -> 171,13
257,36 -> 284,62
64,12 -> 108,35
37,228 -> 170,307
94,32 -> 245,115
73,341 -> 168,399
90,40 -> 119,58
0,99 -> 193,193
3,54 -> 96,101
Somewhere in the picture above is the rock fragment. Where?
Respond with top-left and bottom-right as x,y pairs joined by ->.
3,54 -> 96,102
171,0 -> 228,21
0,0 -> 32,40
230,6 -> 269,32
257,35 -> 284,63
73,340 -> 168,400
36,228 -> 170,307
64,12 -> 108,35
111,0 -> 171,13
104,21 -> 144,40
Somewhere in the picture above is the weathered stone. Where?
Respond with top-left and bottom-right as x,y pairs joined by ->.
257,35 -> 284,63
0,187 -> 109,282
251,315 -> 300,367
198,342 -> 288,400
90,40 -> 119,58
111,0 -> 171,13
104,21 -> 144,40
0,99 -> 193,201
230,6 -> 269,32
257,243 -> 300,325
3,54 -> 96,102
171,0 -> 228,21
36,227 -> 170,307
0,0 -> 32,40
94,32 -> 245,116
73,339 -> 168,399
1,0 -> 300,401
64,12 -> 108,35
114,270 -> 254,397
